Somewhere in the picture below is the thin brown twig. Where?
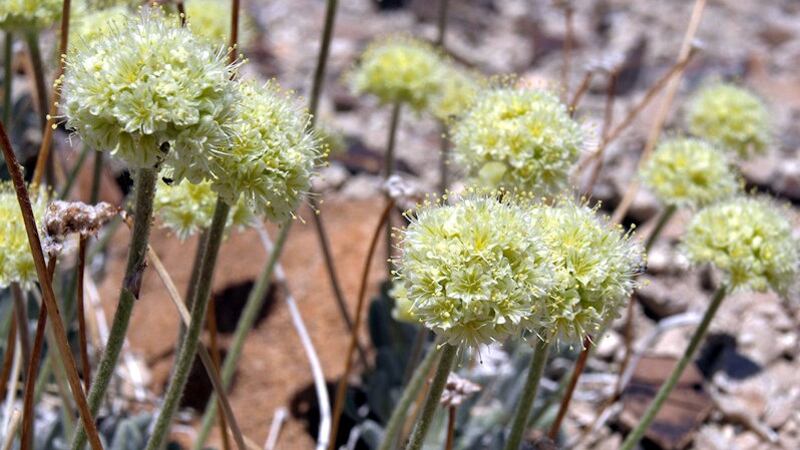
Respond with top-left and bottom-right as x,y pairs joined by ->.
574,49 -> 697,177
228,0 -> 240,65
547,336 -> 591,440
444,406 -> 456,450
568,70 -> 594,116
207,302 -> 231,450
328,199 -> 395,450
0,319 -> 17,403
21,257 -> 56,450
0,119 -> 104,450
10,283 -> 32,379
31,0 -> 72,186
611,0 -> 706,224
143,243 -> 247,450
77,237 -> 91,392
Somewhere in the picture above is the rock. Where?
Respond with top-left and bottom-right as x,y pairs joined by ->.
773,159 -> 800,201
339,174 -> 382,199
635,275 -> 704,319
627,188 -> 659,223
758,22 -> 794,47
650,326 -> 690,358
764,389 -> 799,429
694,424 -> 735,450
312,163 -> 350,192
595,330 -> 622,360
620,356 -> 713,449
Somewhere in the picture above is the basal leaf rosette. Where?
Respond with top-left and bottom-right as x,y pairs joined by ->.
683,197 -> 799,295
62,9 -> 240,179
0,0 -> 61,31
209,81 -> 323,223
0,183 -> 48,289
153,177 -> 254,240
641,138 -> 739,209
451,87 -> 583,196
529,200 -> 645,343
392,195 -> 554,347
687,83 -> 770,159
350,36 -> 444,111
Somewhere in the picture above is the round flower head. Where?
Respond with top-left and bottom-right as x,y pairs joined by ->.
350,36 -> 444,111
69,4 -> 129,44
683,197 -> 798,294
62,9 -> 240,180
529,200 -> 644,343
640,138 -> 739,209
184,0 -> 254,46
0,0 -> 61,30
451,87 -> 583,196
430,64 -> 482,121
153,177 -> 254,240
0,183 -> 48,288
209,80 -> 322,223
392,195 -> 554,347
687,83 -> 770,159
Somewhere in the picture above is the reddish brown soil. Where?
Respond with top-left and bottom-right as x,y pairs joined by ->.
96,196 -> 390,449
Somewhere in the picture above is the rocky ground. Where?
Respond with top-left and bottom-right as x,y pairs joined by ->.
5,0 -> 800,449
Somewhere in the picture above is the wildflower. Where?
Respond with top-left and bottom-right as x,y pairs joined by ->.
61,9 -> 240,180
184,0 -> 254,45
0,0 -> 61,30
683,197 -> 799,294
687,83 -> 770,159
153,177 -> 254,240
0,183 -> 48,288
640,138 -> 739,208
529,200 -> 644,343
451,87 -> 583,196
350,36 -> 444,111
69,4 -> 129,44
209,81 -> 323,223
392,195 -> 553,347
430,65 -> 482,121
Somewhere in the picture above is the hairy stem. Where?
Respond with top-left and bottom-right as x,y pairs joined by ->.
437,122 -> 449,195
379,342 -> 442,450
384,101 -> 402,275
504,337 -> 550,450
192,222 -> 292,450
435,0 -> 449,47
620,283 -> 728,450
23,32 -> 47,132
89,151 -> 103,204
77,238 -> 90,392
71,167 -> 157,450
404,343 -> 457,450
145,198 -> 230,450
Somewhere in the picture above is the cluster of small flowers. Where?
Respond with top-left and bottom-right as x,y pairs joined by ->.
640,137 -> 739,209
392,193 -> 644,347
451,88 -> 584,196
61,7 -> 323,228
687,82 -> 770,159
0,0 -> 61,31
683,197 -> 798,295
0,183 -> 48,289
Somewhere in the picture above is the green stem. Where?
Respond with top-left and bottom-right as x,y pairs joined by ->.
379,341 -> 442,450
192,221 -> 293,450
437,122 -> 449,195
71,167 -> 158,450
619,283 -> 729,450
435,0 -> 449,47
23,32 -> 48,134
308,0 -> 339,127
2,32 -> 12,128
504,337 -> 550,450
404,343 -> 457,450
89,151 -> 103,204
145,198 -> 231,450
384,101 -> 401,275
179,228 -> 209,342
644,204 -> 676,252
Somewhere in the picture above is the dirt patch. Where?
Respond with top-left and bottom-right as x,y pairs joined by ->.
96,195 -> 389,448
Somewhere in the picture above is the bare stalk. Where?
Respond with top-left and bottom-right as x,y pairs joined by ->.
404,344 -> 458,450
31,0 -> 72,186
503,337 -> 550,450
0,120 -> 103,450
77,237 -> 91,392
329,200 -> 395,450
2,33 -> 12,128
